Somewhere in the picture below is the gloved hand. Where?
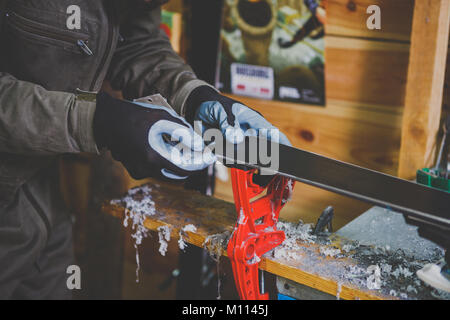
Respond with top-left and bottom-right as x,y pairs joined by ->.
185,86 -> 291,146
94,92 -> 216,180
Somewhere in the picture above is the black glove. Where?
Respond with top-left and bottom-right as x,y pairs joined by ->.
94,92 -> 215,180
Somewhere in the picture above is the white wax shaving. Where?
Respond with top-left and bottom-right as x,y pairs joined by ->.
286,179 -> 294,200
157,225 -> 171,256
366,265 -> 382,290
272,220 -> 317,261
111,185 -> 156,283
391,265 -> 413,278
271,202 -> 276,222
178,224 -> 197,251
320,246 -> 341,258
342,244 -> 354,253
238,208 -> 246,225
407,285 -> 418,294
248,255 -> 261,265
281,179 -> 294,204
336,282 -> 342,300
380,263 -> 392,274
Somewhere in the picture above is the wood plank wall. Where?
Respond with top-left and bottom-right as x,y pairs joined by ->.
213,0 -> 444,228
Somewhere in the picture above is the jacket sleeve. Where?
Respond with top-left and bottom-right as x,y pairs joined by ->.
0,72 -> 99,155
106,7 -> 213,117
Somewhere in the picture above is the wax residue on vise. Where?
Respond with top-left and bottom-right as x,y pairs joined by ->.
111,185 -> 156,283
238,208 -> 246,225
281,179 -> 294,204
286,179 -> 294,200
178,224 -> 197,251
248,255 -> 261,265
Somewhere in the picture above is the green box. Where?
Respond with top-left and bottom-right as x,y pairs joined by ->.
417,168 -> 450,193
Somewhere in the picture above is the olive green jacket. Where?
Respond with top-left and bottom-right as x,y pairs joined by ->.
0,0 -> 208,207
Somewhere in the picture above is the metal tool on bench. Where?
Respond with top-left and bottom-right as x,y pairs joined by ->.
215,136 -> 450,299
313,206 -> 334,235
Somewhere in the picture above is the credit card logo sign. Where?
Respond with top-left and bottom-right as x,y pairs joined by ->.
231,63 -> 274,100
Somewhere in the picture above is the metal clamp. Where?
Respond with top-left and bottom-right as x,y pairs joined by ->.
227,168 -> 294,299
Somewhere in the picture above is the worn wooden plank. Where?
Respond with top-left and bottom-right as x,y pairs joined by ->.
102,181 -> 403,300
398,0 -> 450,179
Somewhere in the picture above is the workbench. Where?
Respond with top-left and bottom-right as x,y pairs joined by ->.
102,180 -> 449,300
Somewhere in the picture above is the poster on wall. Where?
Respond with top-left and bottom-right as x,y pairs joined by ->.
216,0 -> 326,106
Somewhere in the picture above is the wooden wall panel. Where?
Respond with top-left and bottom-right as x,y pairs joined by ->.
326,36 -> 410,108
327,0 -> 414,41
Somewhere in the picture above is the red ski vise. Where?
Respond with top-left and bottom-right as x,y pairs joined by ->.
227,168 -> 295,300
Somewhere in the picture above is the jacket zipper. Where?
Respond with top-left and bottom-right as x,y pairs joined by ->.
7,12 -> 93,56
77,39 -> 93,56
23,184 -> 51,240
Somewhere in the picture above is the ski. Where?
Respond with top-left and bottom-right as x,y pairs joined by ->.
214,136 -> 450,231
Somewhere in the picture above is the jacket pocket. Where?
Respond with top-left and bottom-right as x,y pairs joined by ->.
5,11 -> 93,56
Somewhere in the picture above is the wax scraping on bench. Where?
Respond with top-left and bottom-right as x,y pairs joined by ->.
158,225 -> 171,256
111,185 -> 156,283
178,224 -> 197,250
